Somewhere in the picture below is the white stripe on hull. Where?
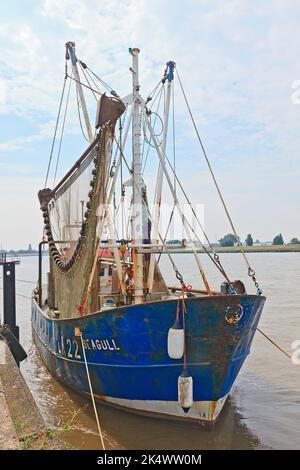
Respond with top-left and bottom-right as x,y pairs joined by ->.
94,394 -> 229,423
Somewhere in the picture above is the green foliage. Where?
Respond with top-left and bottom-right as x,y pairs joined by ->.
17,406 -> 86,450
218,234 -> 237,247
273,233 -> 284,245
245,234 -> 253,246
290,237 -> 300,244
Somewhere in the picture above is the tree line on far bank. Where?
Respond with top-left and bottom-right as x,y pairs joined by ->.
218,233 -> 300,247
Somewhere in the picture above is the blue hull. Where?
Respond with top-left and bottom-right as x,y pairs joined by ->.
31,294 -> 265,423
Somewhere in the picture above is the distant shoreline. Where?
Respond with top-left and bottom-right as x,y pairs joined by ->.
4,244 -> 300,257
198,243 -> 300,253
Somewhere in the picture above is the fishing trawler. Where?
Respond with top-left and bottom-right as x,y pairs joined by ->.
32,42 -> 265,424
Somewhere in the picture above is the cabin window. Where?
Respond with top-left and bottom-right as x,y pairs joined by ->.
108,266 -> 113,276
99,267 -> 105,277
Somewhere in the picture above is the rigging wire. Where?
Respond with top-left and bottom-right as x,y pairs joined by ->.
172,78 -> 176,192
44,74 -> 67,188
66,73 -> 102,96
76,86 -> 89,143
114,137 -> 132,174
83,66 -> 105,96
143,107 -> 227,284
96,129 -> 188,288
143,106 -> 230,280
107,137 -> 188,287
175,68 -> 261,292
156,204 -> 175,264
79,62 -> 98,101
147,78 -> 165,102
152,79 -> 176,263
83,65 -> 114,94
141,72 -> 226,283
143,111 -> 164,149
142,84 -> 165,174
53,74 -> 73,186
119,118 -> 125,239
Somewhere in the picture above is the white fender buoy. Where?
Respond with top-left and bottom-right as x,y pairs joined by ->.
178,369 -> 193,413
167,322 -> 184,359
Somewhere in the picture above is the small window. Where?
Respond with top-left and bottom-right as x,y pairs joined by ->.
99,267 -> 105,277
108,266 -> 113,276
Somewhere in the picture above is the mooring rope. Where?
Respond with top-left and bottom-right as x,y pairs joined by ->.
79,332 -> 106,450
257,328 -> 299,365
0,276 -> 35,285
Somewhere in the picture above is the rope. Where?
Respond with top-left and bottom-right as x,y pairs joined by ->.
142,85 -> 165,173
76,86 -> 89,142
0,276 -> 35,284
84,65 -> 112,94
182,290 -> 187,370
44,75 -> 67,187
79,63 -> 98,101
172,78 -> 176,192
157,204 -> 175,265
147,77 -> 165,102
257,328 -> 299,365
142,84 -> 165,174
141,190 -> 187,288
143,108 -> 226,287
143,101 -> 230,282
113,137 -> 132,174
84,68 -> 102,93
66,74 -> 102,96
176,68 -> 261,293
53,74 -> 72,186
176,286 -> 189,370
0,287 -> 32,300
79,332 -> 105,449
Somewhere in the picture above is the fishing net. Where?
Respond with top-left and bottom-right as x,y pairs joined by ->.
48,126 -> 113,318
38,95 -> 126,318
53,131 -> 111,318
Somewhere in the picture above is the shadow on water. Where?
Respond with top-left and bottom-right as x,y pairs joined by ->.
22,339 -> 266,450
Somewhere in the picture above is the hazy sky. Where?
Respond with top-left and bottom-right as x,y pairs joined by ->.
0,0 -> 300,249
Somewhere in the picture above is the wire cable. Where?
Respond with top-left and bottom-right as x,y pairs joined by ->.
76,86 -> 89,142
66,74 -> 102,96
176,68 -> 261,292
53,74 -> 72,186
44,75 -> 67,187
79,63 -> 98,101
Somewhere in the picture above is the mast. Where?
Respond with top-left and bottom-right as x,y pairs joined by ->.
129,48 -> 144,304
65,41 -> 94,142
147,61 -> 174,293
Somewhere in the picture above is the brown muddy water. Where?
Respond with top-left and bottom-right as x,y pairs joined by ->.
0,253 -> 299,450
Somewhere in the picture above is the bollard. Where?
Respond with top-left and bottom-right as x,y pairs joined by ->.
2,262 -> 19,341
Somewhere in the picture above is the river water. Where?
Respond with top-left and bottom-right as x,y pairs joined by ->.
0,253 -> 299,450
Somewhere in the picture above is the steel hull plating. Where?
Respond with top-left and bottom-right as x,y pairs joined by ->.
31,294 -> 265,423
